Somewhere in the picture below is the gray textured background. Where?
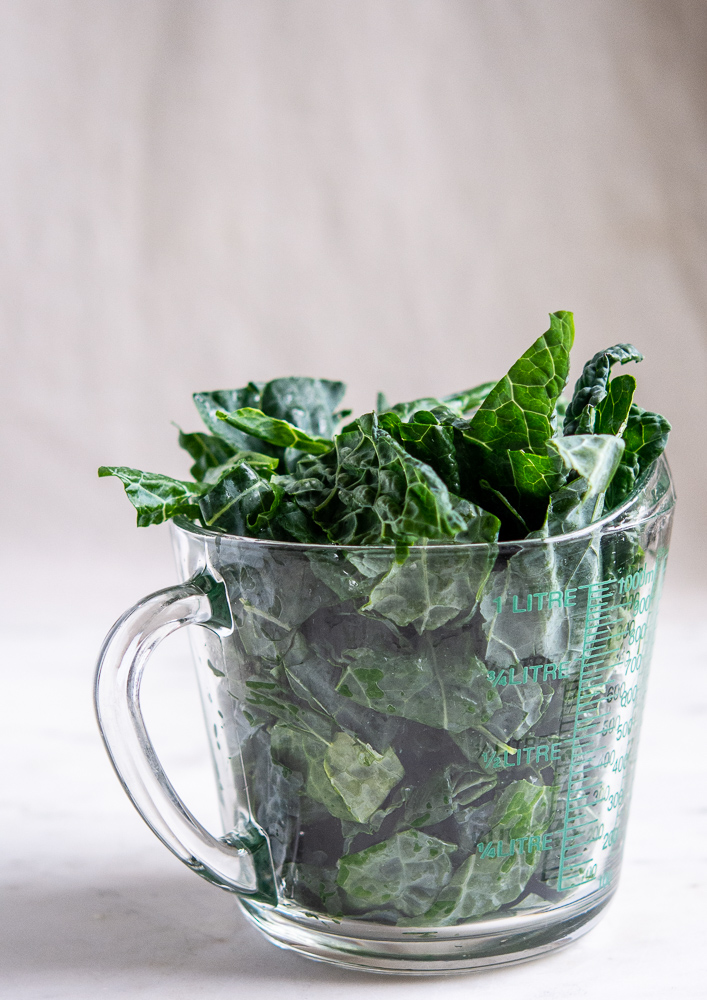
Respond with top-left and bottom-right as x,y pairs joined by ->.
1,0 -> 705,621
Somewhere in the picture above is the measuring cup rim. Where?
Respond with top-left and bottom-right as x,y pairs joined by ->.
172,454 -> 674,553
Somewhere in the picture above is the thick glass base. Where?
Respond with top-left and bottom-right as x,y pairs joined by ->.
239,890 -> 614,975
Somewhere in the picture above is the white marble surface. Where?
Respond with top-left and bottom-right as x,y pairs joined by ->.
2,585 -> 705,999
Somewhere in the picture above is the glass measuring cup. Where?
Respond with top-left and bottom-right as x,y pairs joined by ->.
95,454 -> 675,974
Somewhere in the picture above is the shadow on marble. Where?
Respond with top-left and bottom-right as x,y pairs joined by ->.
1,872 -> 491,986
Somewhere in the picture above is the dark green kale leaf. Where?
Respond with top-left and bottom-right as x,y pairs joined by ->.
361,535 -> 498,633
198,461 -> 284,535
217,546 -> 338,666
452,312 -> 575,534
286,413 -> 467,549
98,466 -> 211,526
541,432 -> 626,537
623,404 -> 672,469
451,500 -> 502,543
245,675 -> 405,827
379,409 -> 461,494
605,404 -> 671,511
335,629 -> 501,734
416,780 -> 553,924
506,451 -> 566,510
324,731 -> 404,824
594,373 -> 636,436
192,384 -> 272,452
216,408 -> 334,455
306,549 -> 393,603
269,714 -> 403,825
284,862 -> 345,914
201,450 -> 280,485
336,829 -> 457,916
192,377 -> 345,460
282,632 -> 403,752
462,312 -> 574,453
400,764 -> 497,831
240,728 -> 304,872
486,682 -> 549,743
258,377 -> 347,439
176,429 -> 237,481
563,344 -> 643,434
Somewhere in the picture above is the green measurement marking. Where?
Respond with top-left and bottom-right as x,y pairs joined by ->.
557,580 -> 621,892
556,557 -> 665,894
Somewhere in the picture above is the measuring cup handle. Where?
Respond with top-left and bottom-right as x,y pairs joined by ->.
94,581 -> 276,902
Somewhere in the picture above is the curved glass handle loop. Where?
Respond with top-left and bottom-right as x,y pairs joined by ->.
94,582 -> 275,901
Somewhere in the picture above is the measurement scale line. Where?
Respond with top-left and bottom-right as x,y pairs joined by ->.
562,850 -> 595,863
561,857 -> 596,870
563,819 -> 600,832
561,862 -> 595,874
569,823 -> 586,847
576,716 -> 612,729
567,787 -> 604,802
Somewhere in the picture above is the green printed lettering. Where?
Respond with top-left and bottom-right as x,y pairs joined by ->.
564,587 -> 577,607
551,744 -> 561,761
542,833 -> 552,851
535,745 -> 549,763
498,840 -> 512,858
512,595 -> 528,613
558,661 -> 570,679
533,592 -> 549,610
548,591 -> 563,609
494,597 -> 503,613
543,663 -> 557,681
527,835 -> 541,853
509,667 -> 523,686
529,665 -> 542,682
524,747 -> 534,764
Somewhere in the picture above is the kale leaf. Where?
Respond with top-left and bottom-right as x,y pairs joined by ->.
97,466 -> 211,525
336,829 -> 457,916
451,312 -> 575,534
361,535 -> 498,633
176,429 -> 237,481
198,462 -> 283,534
563,344 -> 643,435
416,780 -> 554,924
216,408 -> 334,455
605,404 -> 672,511
335,630 -> 501,733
